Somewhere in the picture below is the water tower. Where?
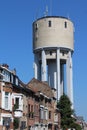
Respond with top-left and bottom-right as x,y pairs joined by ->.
33,16 -> 74,106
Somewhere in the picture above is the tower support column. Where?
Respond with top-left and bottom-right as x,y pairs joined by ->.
41,49 -> 47,81
57,48 -> 61,100
60,64 -> 64,96
34,54 -> 38,79
66,51 -> 73,108
34,54 -> 41,80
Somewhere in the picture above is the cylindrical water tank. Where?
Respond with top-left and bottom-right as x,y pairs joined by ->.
33,16 -> 74,51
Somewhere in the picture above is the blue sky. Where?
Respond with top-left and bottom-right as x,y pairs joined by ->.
0,0 -> 87,121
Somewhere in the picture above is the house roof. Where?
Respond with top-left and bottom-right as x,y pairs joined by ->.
27,78 -> 54,98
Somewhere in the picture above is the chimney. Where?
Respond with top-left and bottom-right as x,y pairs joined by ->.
2,64 -> 9,69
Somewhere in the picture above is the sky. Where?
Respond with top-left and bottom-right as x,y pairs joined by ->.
0,0 -> 87,122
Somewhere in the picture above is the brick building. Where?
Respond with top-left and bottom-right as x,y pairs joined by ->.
0,64 -> 61,130
27,78 -> 61,130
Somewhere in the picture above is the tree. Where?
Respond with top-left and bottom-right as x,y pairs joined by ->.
57,94 -> 82,130
13,118 -> 19,130
70,122 -> 82,130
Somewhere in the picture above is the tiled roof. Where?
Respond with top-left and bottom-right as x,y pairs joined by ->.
27,78 -> 54,98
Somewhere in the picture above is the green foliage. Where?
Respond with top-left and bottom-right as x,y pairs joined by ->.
57,94 -> 75,129
13,104 -> 19,111
70,122 -> 82,130
13,118 -> 19,130
57,94 -> 82,130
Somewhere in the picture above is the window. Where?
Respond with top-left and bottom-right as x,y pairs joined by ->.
5,92 -> 9,109
48,21 -> 52,27
2,70 -> 10,82
35,23 -> 38,31
40,108 -> 44,119
44,110 -> 46,120
21,121 -> 26,129
34,105 -> 39,115
3,117 -> 11,126
45,110 -> 48,120
64,21 -> 67,28
31,105 -> 33,112
28,104 -> 30,112
11,74 -> 13,83
49,111 -> 51,119
14,95 -> 23,111
15,78 -> 18,85
13,76 -> 18,85
54,113 -> 58,122
15,98 -> 19,109
0,75 -> 3,80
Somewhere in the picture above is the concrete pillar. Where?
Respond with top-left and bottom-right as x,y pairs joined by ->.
41,50 -> 47,81
66,51 -> 73,108
34,54 -> 38,79
60,64 -> 64,96
34,54 -> 41,80
57,48 -> 60,100
54,72 -> 57,89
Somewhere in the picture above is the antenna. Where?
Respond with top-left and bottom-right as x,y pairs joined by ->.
35,7 -> 40,20
50,0 -> 52,16
44,5 -> 48,17
67,13 -> 70,19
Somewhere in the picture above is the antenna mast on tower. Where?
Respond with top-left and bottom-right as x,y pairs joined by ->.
44,5 -> 48,17
50,0 -> 52,16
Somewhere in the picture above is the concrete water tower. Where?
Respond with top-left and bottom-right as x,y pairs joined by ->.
33,16 -> 74,106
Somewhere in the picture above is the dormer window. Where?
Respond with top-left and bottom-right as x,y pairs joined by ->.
15,77 -> 18,85
2,70 -> 10,82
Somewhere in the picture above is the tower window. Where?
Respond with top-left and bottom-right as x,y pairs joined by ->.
48,21 -> 52,27
64,21 -> 67,28
35,23 -> 38,30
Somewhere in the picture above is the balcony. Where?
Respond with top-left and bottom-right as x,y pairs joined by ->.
14,110 -> 23,117
14,104 -> 23,117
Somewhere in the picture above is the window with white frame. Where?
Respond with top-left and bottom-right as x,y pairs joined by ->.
40,108 -> 44,119
44,109 -> 48,120
5,92 -> 9,109
15,97 -> 19,109
2,70 -> 10,82
11,74 -> 13,83
44,110 -> 46,119
54,113 -> 58,122
14,95 -> 23,111
2,91 -> 12,110
15,77 -> 18,85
